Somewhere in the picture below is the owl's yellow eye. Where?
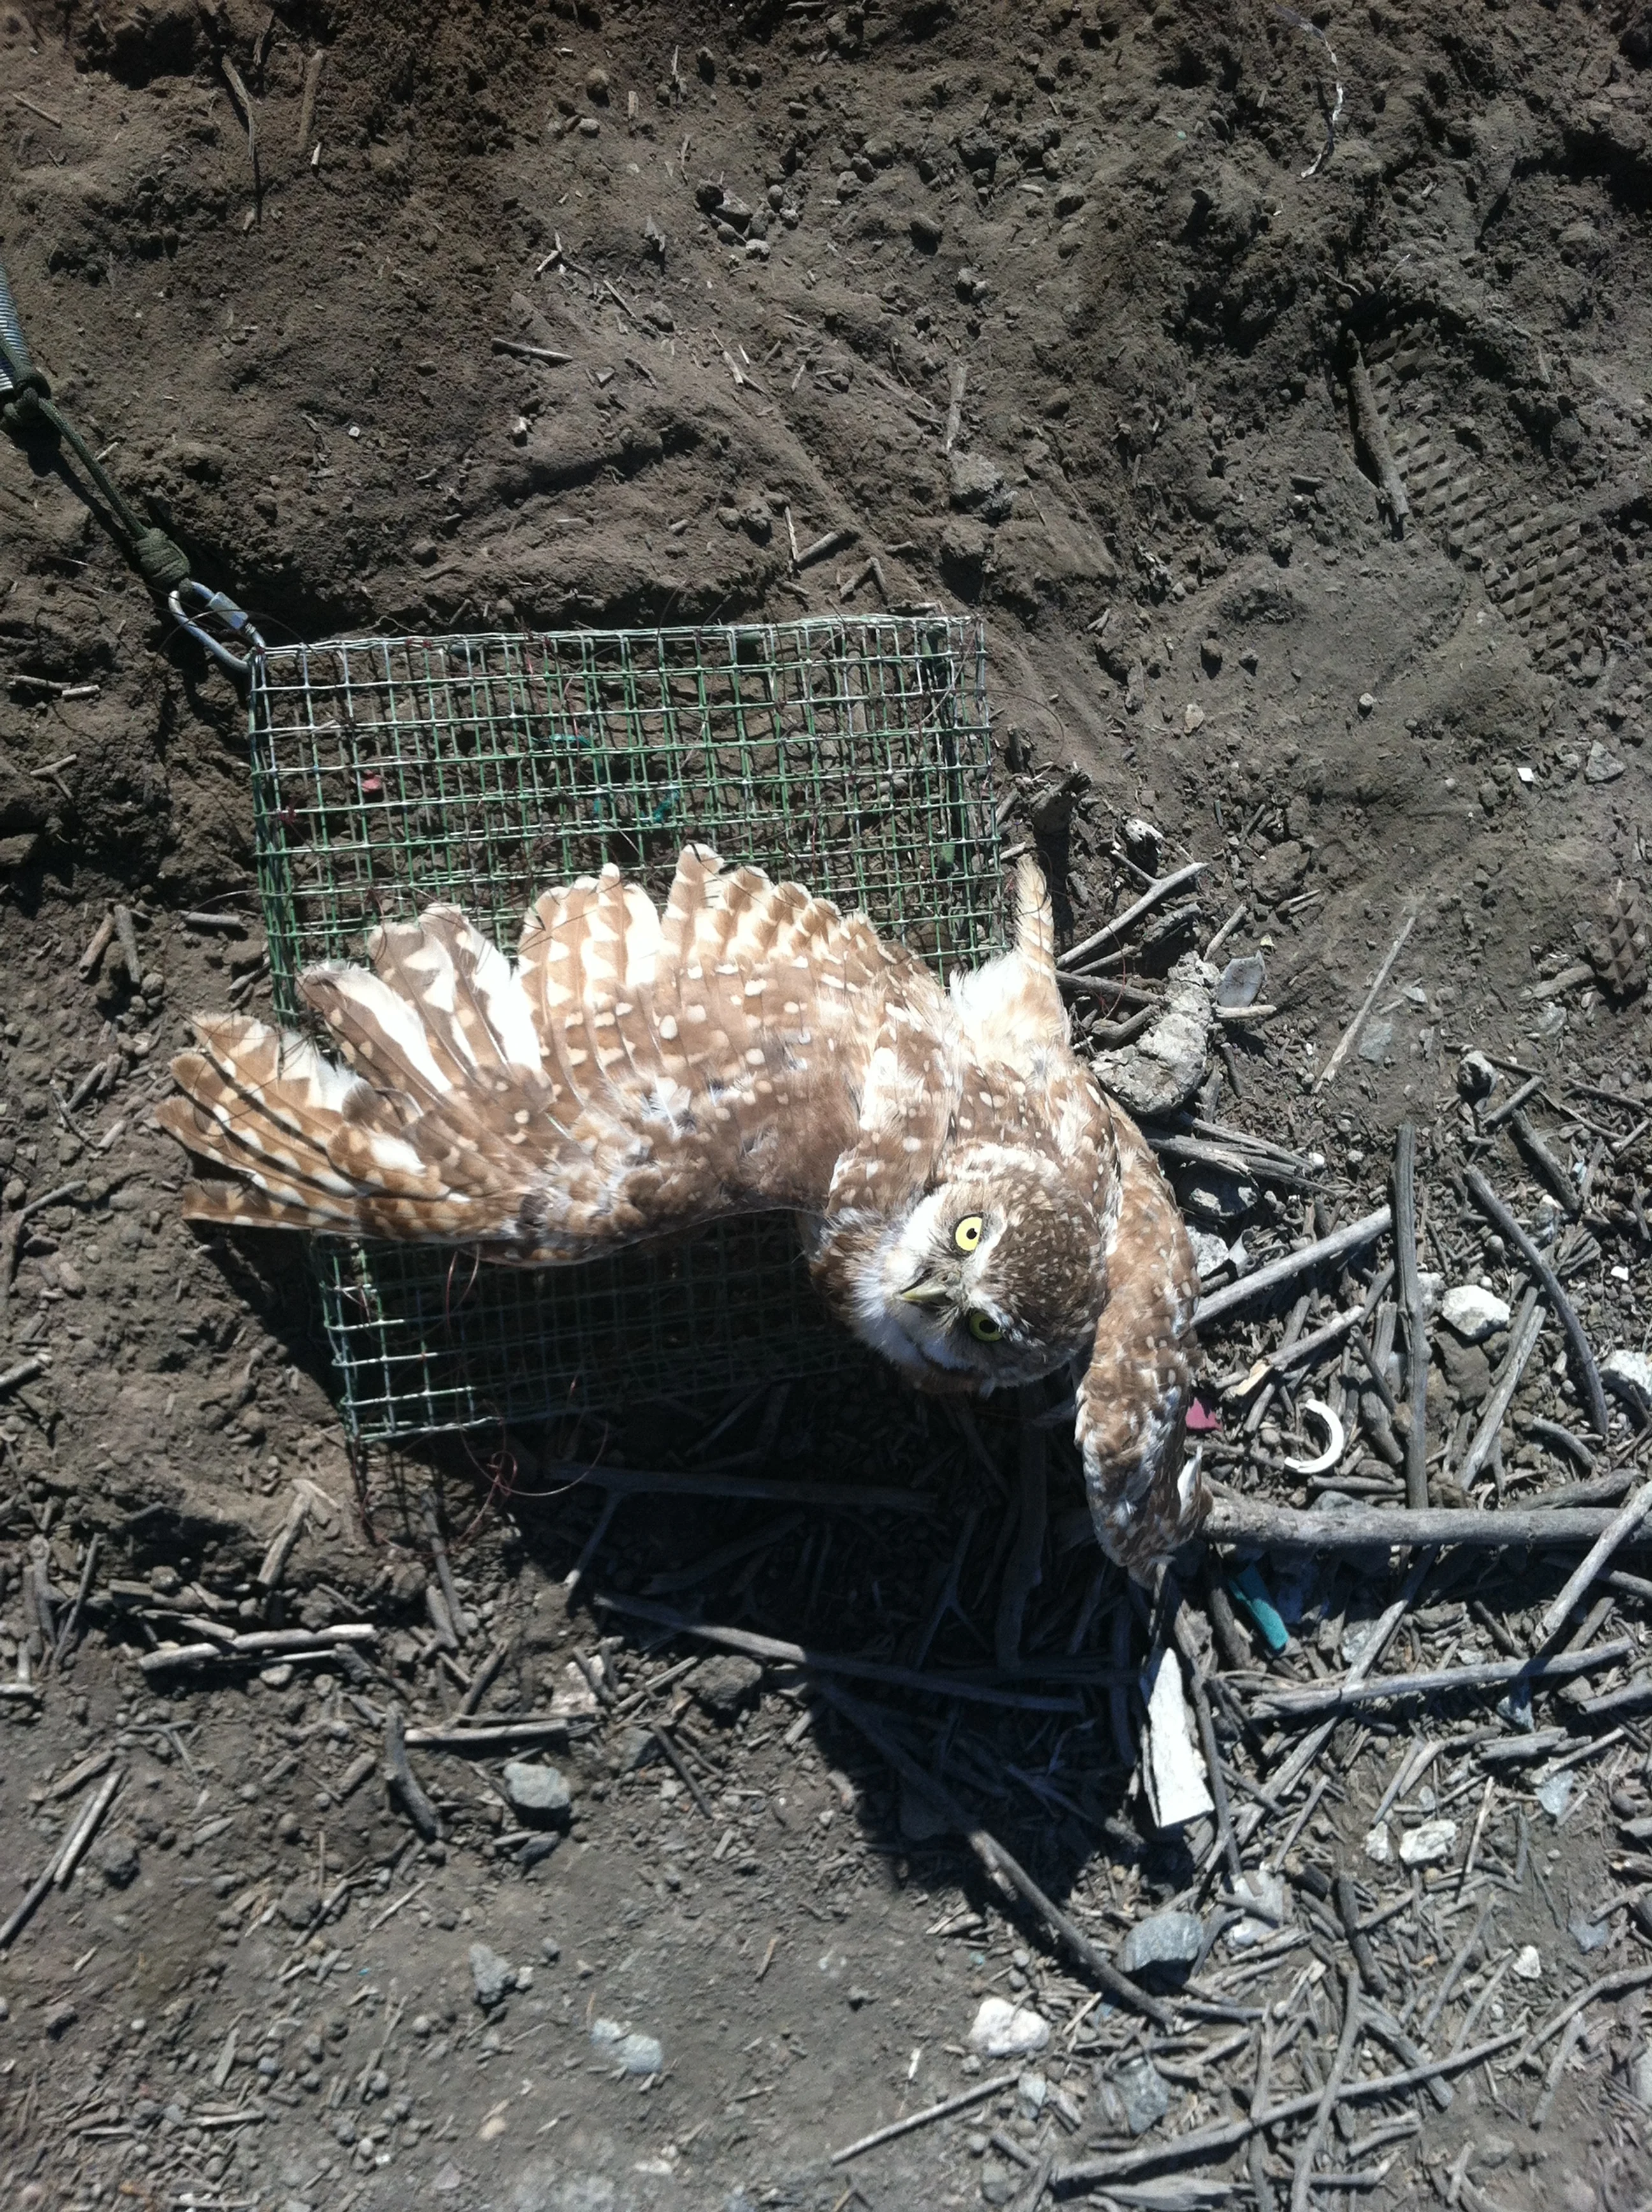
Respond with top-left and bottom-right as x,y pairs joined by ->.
953,1214 -> 984,1253
966,1309 -> 1003,1343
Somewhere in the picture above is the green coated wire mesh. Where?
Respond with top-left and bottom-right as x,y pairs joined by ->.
245,614 -> 1001,1442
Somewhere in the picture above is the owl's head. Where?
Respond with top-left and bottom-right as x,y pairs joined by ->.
862,1150 -> 1106,1392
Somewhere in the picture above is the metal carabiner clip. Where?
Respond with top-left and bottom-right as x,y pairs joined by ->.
167,578 -> 268,680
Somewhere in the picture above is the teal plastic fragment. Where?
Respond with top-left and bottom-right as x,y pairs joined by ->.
1229,1562 -> 1289,1655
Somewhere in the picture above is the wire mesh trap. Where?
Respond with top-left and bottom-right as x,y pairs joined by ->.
245,613 -> 1002,1443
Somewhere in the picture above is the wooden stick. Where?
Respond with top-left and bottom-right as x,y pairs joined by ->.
1194,1209 -> 1391,1332
1315,907 -> 1416,1093
1291,1971 -> 1361,2212
1055,2032 -> 1519,2187
820,1682 -> 1173,2026
943,361 -> 967,454
1533,1476 -> 1652,1647
1249,1636 -> 1632,1721
404,1717 -> 571,1750
829,2071 -> 1018,2165
594,1595 -> 1089,1710
1206,1495 -> 1642,1552
53,1766 -> 122,1888
1057,861 -> 1210,972
540,1459 -> 933,1514
1347,340 -> 1410,528
383,1707 -> 440,1841
1463,1168 -> 1610,1437
1391,1125 -> 1430,1509
1458,1289 -> 1544,1489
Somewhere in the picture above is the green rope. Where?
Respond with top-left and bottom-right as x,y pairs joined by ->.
1,343 -> 192,596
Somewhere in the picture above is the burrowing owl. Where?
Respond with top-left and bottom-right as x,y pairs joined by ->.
160,847 -> 1204,1574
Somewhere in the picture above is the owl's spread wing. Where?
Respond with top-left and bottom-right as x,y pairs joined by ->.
159,846 -> 892,1258
1076,1103 -> 1206,1576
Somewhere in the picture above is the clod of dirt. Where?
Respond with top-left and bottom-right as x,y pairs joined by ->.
692,1653 -> 764,1721
95,1831 -> 140,1888
470,1941 -> 516,2009
1091,954 -> 1217,1117
502,1759 -> 573,1824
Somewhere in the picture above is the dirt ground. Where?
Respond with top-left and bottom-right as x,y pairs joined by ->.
4,0 -> 1652,2204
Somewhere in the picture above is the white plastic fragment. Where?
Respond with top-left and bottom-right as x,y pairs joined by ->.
1282,1398 -> 1344,1478
1140,1648 -> 1214,1830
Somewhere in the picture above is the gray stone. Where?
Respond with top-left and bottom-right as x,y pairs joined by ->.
692,1653 -> 764,1721
590,2016 -> 663,2074
1357,1016 -> 1394,1064
1438,1286 -> 1512,1342
1113,2055 -> 1171,2134
1119,1910 -> 1204,1976
1585,741 -> 1626,783
502,1761 -> 572,1823
1215,954 -> 1266,1009
469,1942 -> 515,2009
1604,1349 -> 1652,1418
1458,1051 -> 1498,1100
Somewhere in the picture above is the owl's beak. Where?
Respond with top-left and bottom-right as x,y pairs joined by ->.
899,1275 -> 952,1306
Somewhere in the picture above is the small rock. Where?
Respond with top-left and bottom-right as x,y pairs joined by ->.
45,2000 -> 78,2038
96,1833 -> 140,1888
1585,741 -> 1626,783
968,1995 -> 1050,2059
1570,1912 -> 1610,1953
1398,1819 -> 1457,1867
1121,816 -> 1161,872
1457,1050 -> 1498,1100
502,1761 -> 573,1824
1537,1771 -> 1577,1820
1358,692 -> 1375,715
1187,1226 -> 1232,1283
1438,1286 -> 1512,1342
1512,1944 -> 1543,1981
1357,1015 -> 1394,1065
1364,1822 -> 1391,1863
909,211 -> 944,252
1119,1910 -> 1203,1976
692,1653 -> 764,1721
1630,2048 -> 1652,2113
1199,637 -> 1222,676
1604,1349 -> 1652,1420
1225,1870 -> 1287,1949
469,1942 -> 515,2009
591,2017 -> 663,2074
1016,2069 -> 1047,2117
1216,954 -> 1265,1009
586,64 -> 610,101
1113,2054 -> 1171,2135
1183,702 -> 1206,734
